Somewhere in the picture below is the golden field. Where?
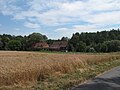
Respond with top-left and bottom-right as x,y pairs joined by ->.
0,51 -> 120,89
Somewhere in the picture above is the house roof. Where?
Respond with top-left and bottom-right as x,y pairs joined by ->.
33,42 -> 49,48
49,41 -> 68,50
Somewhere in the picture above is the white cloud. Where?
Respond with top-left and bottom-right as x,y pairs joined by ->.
24,0 -> 120,26
24,22 -> 40,29
54,23 -> 119,38
0,0 -> 120,26
55,27 -> 73,38
86,0 -> 120,11
0,0 -> 21,15
0,0 -> 120,38
55,24 -> 98,34
86,11 -> 120,24
55,28 -> 70,32
73,25 -> 97,31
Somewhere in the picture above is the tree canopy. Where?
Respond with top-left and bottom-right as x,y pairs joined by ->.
0,29 -> 120,52
68,29 -> 120,52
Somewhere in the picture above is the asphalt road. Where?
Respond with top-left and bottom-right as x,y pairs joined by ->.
73,66 -> 120,90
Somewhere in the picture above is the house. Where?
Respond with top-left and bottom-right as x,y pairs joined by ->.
32,42 -> 49,49
49,41 -> 68,51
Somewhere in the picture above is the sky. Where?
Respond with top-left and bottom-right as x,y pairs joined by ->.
0,0 -> 120,39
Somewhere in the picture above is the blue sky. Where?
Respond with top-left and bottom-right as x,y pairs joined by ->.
0,0 -> 120,39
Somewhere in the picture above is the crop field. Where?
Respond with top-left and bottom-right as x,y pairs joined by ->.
0,51 -> 120,90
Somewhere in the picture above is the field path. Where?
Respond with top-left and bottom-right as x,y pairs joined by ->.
73,66 -> 120,90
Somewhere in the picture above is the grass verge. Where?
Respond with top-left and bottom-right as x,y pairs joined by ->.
34,59 -> 120,90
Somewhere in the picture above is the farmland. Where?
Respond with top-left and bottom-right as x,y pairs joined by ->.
0,51 -> 120,90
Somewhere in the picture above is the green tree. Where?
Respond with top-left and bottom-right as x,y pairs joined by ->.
8,40 -> 22,50
68,44 -> 76,52
85,46 -> 96,52
1,37 -> 10,50
106,40 -> 120,52
0,39 -> 3,50
94,43 -> 102,52
68,33 -> 80,52
61,37 -> 69,41
27,33 -> 48,49
76,41 -> 86,52
101,43 -> 108,52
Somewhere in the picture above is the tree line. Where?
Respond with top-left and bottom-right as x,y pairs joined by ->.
0,29 -> 120,52
68,29 -> 120,52
0,33 -> 48,51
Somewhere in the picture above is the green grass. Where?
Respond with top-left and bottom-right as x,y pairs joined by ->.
30,50 -> 120,55
34,59 -> 120,90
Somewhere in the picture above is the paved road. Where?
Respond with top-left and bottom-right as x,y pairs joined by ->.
73,66 -> 120,90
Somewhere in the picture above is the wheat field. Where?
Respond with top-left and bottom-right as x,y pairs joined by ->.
0,51 -> 120,89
